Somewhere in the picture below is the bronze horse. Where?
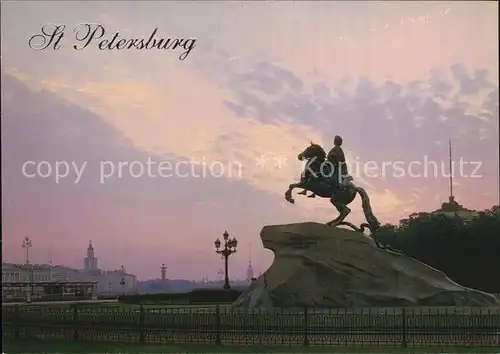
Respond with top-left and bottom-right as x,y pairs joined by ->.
285,142 -> 381,234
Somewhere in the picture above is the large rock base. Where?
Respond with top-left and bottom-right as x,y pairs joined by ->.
233,223 -> 499,308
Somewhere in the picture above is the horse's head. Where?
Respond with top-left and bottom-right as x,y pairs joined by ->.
298,141 -> 326,161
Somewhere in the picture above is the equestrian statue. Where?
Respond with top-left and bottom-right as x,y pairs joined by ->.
285,136 -> 383,242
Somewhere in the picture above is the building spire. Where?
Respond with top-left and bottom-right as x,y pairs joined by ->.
246,243 -> 254,281
48,248 -> 53,280
84,240 -> 97,270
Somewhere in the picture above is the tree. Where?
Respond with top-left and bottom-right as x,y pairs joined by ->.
379,205 -> 500,293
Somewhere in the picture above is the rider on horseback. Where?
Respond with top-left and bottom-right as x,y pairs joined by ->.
285,139 -> 380,233
298,135 -> 351,198
327,135 -> 351,190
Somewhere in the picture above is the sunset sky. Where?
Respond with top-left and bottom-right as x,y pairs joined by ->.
2,1 -> 498,280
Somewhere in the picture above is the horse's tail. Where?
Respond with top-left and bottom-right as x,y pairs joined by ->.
355,186 -> 380,231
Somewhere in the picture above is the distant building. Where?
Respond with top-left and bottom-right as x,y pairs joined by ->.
2,262 -> 80,283
83,241 -> 98,270
2,241 -> 138,301
1,262 -> 97,301
433,195 -> 478,222
79,241 -> 137,295
96,269 -> 137,295
432,140 -> 478,222
2,263 -> 25,283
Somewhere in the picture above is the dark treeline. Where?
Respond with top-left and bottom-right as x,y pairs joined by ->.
377,205 -> 500,294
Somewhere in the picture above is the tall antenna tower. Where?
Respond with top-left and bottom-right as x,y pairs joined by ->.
448,139 -> 454,203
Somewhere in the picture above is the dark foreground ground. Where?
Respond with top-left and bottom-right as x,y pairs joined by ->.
2,339 -> 499,353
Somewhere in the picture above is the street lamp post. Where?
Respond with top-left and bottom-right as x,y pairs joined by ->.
214,230 -> 238,290
21,236 -> 33,303
120,265 -> 126,296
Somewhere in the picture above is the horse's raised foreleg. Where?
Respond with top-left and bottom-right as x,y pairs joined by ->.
326,198 -> 351,227
285,182 -> 304,204
297,175 -> 310,195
